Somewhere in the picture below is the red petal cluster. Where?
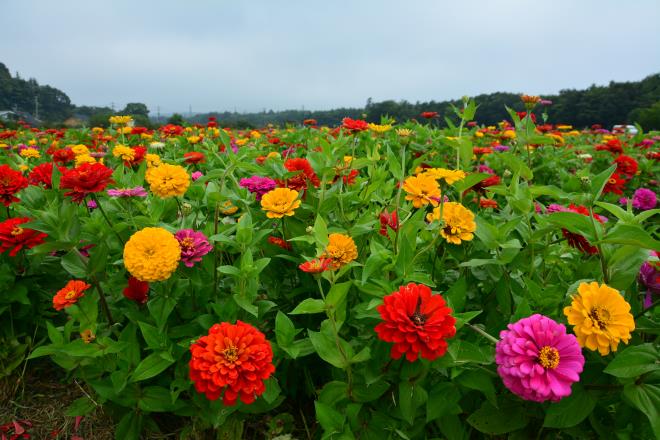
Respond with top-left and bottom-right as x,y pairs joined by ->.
375,283 -> 456,362
281,158 -> 320,191
123,276 -> 149,304
0,217 -> 47,256
341,117 -> 368,132
28,162 -> 65,189
189,321 -> 275,406
60,163 -> 114,203
379,209 -> 399,236
0,164 -> 28,207
613,154 -> 638,177
184,151 -> 206,164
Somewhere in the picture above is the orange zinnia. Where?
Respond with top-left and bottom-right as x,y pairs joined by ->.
53,280 -> 91,311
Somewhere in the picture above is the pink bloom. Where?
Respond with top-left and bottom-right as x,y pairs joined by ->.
175,229 -> 213,268
107,186 -> 148,198
191,171 -> 203,181
239,176 -> 277,200
496,314 -> 584,402
631,188 -> 657,210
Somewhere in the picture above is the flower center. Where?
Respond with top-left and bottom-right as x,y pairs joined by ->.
588,306 -> 610,330
608,178 -> 616,184
222,345 -> 239,363
538,346 -> 560,369
409,296 -> 427,326
11,226 -> 24,236
64,290 -> 77,300
181,237 -> 195,249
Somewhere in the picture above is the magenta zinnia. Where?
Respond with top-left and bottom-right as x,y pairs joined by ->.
239,176 -> 277,201
495,314 -> 584,402
175,229 -> 213,267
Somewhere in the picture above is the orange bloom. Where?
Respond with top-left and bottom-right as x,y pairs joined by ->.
299,258 -> 332,273
53,280 -> 91,311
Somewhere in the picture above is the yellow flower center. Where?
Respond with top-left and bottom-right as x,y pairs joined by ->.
181,237 -> 194,249
589,306 -> 610,330
11,226 -> 24,236
222,345 -> 239,363
538,346 -> 560,369
608,178 -> 616,184
64,290 -> 77,300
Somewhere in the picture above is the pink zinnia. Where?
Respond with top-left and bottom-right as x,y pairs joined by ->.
175,229 -> 213,268
191,171 -> 204,181
239,176 -> 277,200
495,314 -> 584,403
631,188 -> 657,210
107,186 -> 148,198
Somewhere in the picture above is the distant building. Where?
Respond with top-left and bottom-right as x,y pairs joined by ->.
0,110 -> 42,125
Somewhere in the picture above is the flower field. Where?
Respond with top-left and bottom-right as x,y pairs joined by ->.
0,97 -> 659,439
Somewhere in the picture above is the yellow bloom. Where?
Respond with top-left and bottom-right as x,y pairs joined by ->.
123,227 -> 181,282
260,188 -> 301,219
368,123 -> 392,133
403,174 -> 441,208
420,168 -> 466,185
75,154 -> 97,166
235,138 -> 249,146
71,144 -> 89,156
112,144 -> 135,161
19,148 -> 40,159
92,127 -> 105,134
502,130 -> 516,139
0,143 -> 8,149
426,202 -> 476,245
18,164 -> 28,171
396,128 -> 413,137
145,153 -> 162,168
28,139 -> 36,146
563,282 -> 635,356
221,200 -> 239,215
322,233 -> 358,269
474,131 -> 484,138
145,163 -> 190,198
267,151 -> 281,159
118,126 -> 132,134
556,125 -> 573,130
249,130 -> 262,139
109,115 -> 133,125
187,135 -> 201,144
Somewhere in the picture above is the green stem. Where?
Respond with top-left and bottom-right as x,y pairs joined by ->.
588,206 -> 609,283
635,297 -> 660,319
393,140 -> 408,254
91,194 -> 124,245
466,323 -> 499,345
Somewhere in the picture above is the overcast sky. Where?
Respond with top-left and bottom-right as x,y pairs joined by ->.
2,0 -> 659,114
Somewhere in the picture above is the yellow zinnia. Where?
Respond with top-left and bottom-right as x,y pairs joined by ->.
145,153 -> 162,168
19,148 -> 40,159
426,202 -> 476,245
109,115 -> 133,125
123,227 -> 181,282
145,163 -> 190,198
322,233 -> 358,269
260,188 -> 300,218
421,168 -> 466,185
71,144 -> 90,156
75,154 -> 97,166
563,282 -> 635,356
112,144 -> 135,162
403,174 -> 441,208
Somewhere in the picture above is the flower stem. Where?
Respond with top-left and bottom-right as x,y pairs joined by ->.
393,141 -> 408,254
588,206 -> 608,284
466,323 -> 499,345
91,194 -> 124,245
635,297 -> 660,319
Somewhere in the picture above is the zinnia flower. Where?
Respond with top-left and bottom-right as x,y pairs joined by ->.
321,233 -> 358,269
107,187 -> 148,198
374,283 -> 456,362
175,229 -> 213,268
282,158 -> 320,191
299,257 -> 332,273
639,258 -> 660,308
421,168 -> 466,185
631,188 -> 657,210
189,321 -> 275,406
184,151 -> 206,164
123,227 -> 181,282
145,163 -> 190,198
342,117 -> 369,132
379,209 -> 399,237
123,276 -> 149,304
420,112 -> 439,119
495,314 -> 584,402
240,176 -> 277,200
60,163 -> 114,203
53,280 -> 90,311
426,202 -> 476,245
603,172 -> 627,195
0,164 -> 29,206
260,188 -> 301,218
403,174 -> 441,208
28,162 -> 64,189
268,236 -> 292,251
563,282 -> 635,356
0,217 -> 47,256
614,155 -> 638,177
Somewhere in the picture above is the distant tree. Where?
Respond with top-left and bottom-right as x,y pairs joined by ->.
167,113 -> 186,125
629,102 -> 660,130
122,103 -> 149,117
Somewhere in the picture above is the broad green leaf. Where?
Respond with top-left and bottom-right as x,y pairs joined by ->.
604,344 -> 660,378
467,401 -> 529,435
130,352 -> 173,382
290,298 -> 326,314
543,385 -> 596,428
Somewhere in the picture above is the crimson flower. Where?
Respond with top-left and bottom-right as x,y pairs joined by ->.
268,236 -> 292,251
28,162 -> 64,189
60,163 -> 114,203
281,158 -> 320,191
0,217 -> 47,256
420,112 -> 439,119
342,117 -> 368,132
52,148 -> 76,164
379,209 -> 399,236
184,151 -> 206,164
375,283 -> 456,362
614,155 -> 638,177
299,258 -> 332,273
0,164 -> 29,207
603,172 -> 627,195
123,276 -> 149,304
189,321 -> 275,406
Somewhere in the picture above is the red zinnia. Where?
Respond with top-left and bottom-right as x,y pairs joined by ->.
379,209 -> 399,237
53,280 -> 90,311
480,198 -> 498,209
28,162 -> 64,189
282,158 -> 320,191
123,276 -> 149,304
0,217 -> 47,256
516,111 -> 537,123
184,151 -> 206,164
375,283 -> 456,362
0,164 -> 29,207
421,112 -> 438,119
268,236 -> 292,251
189,321 -> 275,406
299,258 -> 332,273
603,172 -> 626,195
60,163 -> 114,203
124,146 -> 146,167
341,117 -> 368,132
52,148 -> 76,164
614,155 -> 638,177
303,119 -> 317,126
160,124 -> 185,137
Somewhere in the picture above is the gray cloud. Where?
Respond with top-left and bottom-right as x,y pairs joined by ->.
1,0 -> 659,113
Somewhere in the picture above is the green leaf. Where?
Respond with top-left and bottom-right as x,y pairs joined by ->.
115,411 -> 142,440
148,296 -> 177,330
275,311 -> 295,348
315,401 -> 345,434
138,386 -> 175,412
590,164 -> 616,202
131,352 -> 174,382
623,380 -> 660,439
455,370 -> 496,407
546,212 -> 596,242
543,385 -> 596,428
61,250 -> 87,278
65,396 -> 96,416
599,223 -> 660,250
308,330 -> 346,369
445,277 -> 467,312
453,310 -> 482,330
290,298 -> 326,314
46,321 -> 64,345
604,344 -> 660,378
467,401 -> 529,435
313,215 -> 329,247
426,383 -> 461,422
138,321 -> 165,350
399,381 -> 427,425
